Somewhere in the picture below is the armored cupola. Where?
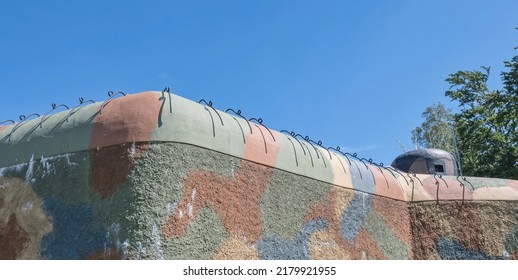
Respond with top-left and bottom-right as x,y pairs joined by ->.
391,148 -> 458,176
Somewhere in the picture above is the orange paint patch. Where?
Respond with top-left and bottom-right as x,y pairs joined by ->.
242,125 -> 280,167
0,214 -> 29,259
0,126 -> 7,131
305,188 -> 380,258
214,236 -> 260,260
422,176 -> 473,201
370,166 -> 405,200
305,188 -> 348,252
508,179 -> 518,191
354,229 -> 386,259
371,196 -> 412,249
89,143 -> 148,198
89,91 -> 162,149
162,161 -> 275,242
409,201 -> 488,259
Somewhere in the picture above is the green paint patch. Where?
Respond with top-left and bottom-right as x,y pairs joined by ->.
364,211 -> 410,259
261,169 -> 331,239
166,207 -> 227,259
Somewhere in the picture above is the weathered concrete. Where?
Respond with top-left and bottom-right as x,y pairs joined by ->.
1,91 -> 518,259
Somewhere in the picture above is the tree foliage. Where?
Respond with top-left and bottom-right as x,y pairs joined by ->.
411,103 -> 455,154
445,54 -> 518,179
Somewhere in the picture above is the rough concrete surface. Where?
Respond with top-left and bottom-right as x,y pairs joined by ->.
1,91 -> 518,259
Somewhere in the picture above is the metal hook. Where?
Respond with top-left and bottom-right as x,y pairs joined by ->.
327,146 -> 362,178
305,138 -> 326,167
199,99 -> 224,126
308,139 -> 333,161
462,177 -> 475,191
8,113 -> 41,141
66,97 -> 96,122
299,135 -> 320,160
199,99 -> 213,107
367,159 -> 389,189
433,173 -> 441,202
411,172 -> 424,187
285,136 -> 298,167
0,120 -> 15,126
328,146 -> 351,166
281,130 -> 306,155
292,134 -> 314,167
355,156 -> 369,170
231,116 -> 246,144
159,87 -> 173,113
384,166 -> 409,186
409,175 -> 415,202
325,147 -> 347,175
204,107 -> 216,137
99,91 -> 127,114
456,175 -> 466,201
438,174 -> 449,189
226,109 -> 253,134
249,118 -> 275,142
40,103 -> 70,128
254,124 -> 268,154
19,113 -> 41,121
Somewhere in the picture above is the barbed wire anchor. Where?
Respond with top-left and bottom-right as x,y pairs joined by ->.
99,91 -> 127,114
66,97 -> 96,122
40,103 -> 70,128
226,109 -> 253,134
199,99 -> 224,126
249,118 -> 275,142
0,120 -> 15,126
8,113 -> 41,142
281,131 -> 307,156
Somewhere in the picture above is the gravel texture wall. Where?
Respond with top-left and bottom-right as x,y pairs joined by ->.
1,91 -> 518,259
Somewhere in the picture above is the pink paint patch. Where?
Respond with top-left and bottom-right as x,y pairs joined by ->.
421,176 -> 473,200
508,179 -> 518,191
0,126 -> 7,131
242,124 -> 280,167
369,166 -> 405,200
89,91 -> 162,149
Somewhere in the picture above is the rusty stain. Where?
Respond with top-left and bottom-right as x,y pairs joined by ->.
89,143 -> 148,198
0,214 -> 29,259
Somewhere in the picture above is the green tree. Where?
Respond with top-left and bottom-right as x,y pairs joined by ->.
411,103 -> 455,154
445,53 -> 518,179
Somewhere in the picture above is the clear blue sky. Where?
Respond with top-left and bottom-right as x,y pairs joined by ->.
1,0 -> 517,165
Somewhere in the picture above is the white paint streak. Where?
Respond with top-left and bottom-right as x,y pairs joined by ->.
21,202 -> 33,215
1,152 -> 78,182
151,223 -> 164,260
135,242 -> 144,260
120,239 -> 130,258
166,202 -> 177,214
128,141 -> 137,160
187,203 -> 193,218
25,154 -> 35,183
191,188 -> 197,201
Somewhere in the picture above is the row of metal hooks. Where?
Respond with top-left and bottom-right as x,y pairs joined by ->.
193,92 -> 477,202
2,87 -> 477,202
193,94 -> 408,189
0,91 -> 127,143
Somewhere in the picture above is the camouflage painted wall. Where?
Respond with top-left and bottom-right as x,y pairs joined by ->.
1,91 -> 518,259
